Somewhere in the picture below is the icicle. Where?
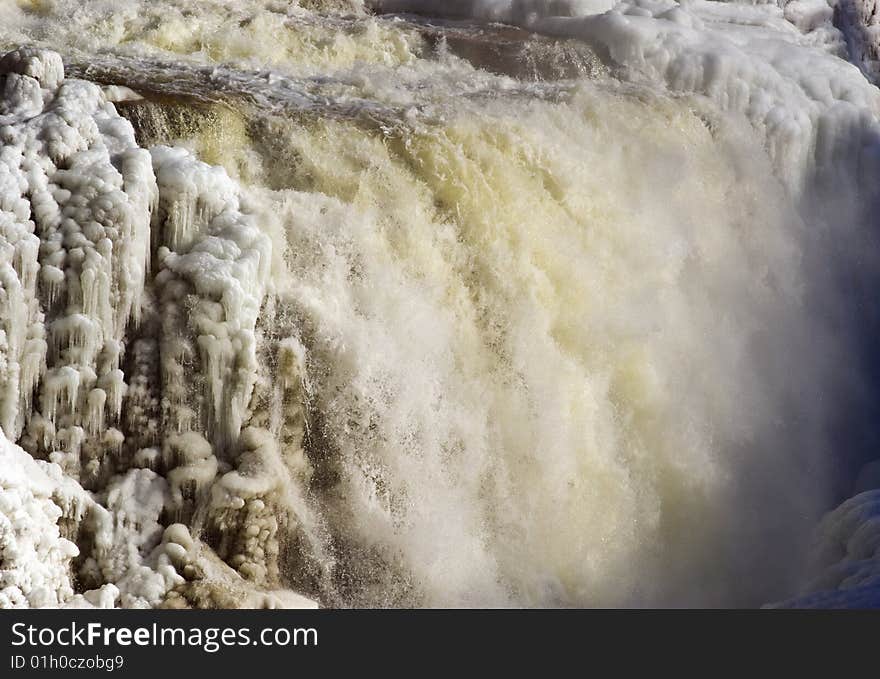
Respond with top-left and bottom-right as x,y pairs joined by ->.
85,388 -> 105,435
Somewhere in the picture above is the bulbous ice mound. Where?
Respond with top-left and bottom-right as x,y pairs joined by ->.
0,46 -> 315,609
771,487 -> 880,608
0,431 -> 82,608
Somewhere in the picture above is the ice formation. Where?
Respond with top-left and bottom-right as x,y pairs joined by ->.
833,0 -> 880,80
0,431 -> 81,608
770,484 -> 880,607
374,0 -> 880,185
0,45 -> 315,609
0,0 -> 879,608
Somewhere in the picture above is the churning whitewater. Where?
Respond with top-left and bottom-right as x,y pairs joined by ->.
1,0 -> 880,609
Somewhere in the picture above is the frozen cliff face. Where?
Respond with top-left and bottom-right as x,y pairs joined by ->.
0,46 -> 315,609
0,45 -> 155,487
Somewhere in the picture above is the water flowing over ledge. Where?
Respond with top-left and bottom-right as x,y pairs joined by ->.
0,0 -> 879,609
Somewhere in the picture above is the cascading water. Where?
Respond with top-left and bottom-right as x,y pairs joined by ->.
1,0 -> 880,609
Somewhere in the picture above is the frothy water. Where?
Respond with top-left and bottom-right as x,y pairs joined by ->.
1,0 -> 880,608
252,93 -> 830,607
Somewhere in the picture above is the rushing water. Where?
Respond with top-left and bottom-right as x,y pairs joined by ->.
1,0 -> 880,608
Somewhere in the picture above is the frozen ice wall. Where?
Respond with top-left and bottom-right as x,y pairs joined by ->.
0,45 -> 315,608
